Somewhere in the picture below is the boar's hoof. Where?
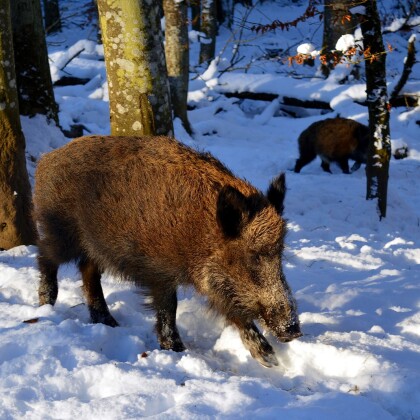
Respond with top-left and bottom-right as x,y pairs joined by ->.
253,347 -> 279,368
90,309 -> 119,328
239,323 -> 279,368
160,339 -> 186,353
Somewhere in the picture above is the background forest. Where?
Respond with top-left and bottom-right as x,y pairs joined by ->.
0,0 -> 419,418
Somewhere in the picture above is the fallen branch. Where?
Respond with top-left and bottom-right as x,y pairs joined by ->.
223,91 -> 332,110
390,94 -> 419,107
390,35 -> 416,102
224,90 -> 418,109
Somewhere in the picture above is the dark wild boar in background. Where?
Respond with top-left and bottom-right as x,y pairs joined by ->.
294,117 -> 369,174
33,135 -> 301,367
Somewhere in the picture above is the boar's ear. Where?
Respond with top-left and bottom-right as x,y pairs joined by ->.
217,186 -> 249,238
267,173 -> 286,215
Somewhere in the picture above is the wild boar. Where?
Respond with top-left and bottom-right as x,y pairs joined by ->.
294,117 -> 370,174
33,135 -> 301,367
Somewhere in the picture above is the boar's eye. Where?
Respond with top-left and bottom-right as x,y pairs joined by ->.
251,252 -> 274,266
252,244 -> 280,260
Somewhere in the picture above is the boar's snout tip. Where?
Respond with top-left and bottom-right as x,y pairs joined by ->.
279,331 -> 302,343
278,324 -> 302,343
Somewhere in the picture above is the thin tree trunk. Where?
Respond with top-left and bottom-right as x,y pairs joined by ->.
97,0 -> 173,136
190,0 -> 201,31
359,0 -> 391,219
43,0 -> 61,33
321,0 -> 356,77
218,0 -> 234,28
10,0 -> 59,125
0,0 -> 36,249
199,0 -> 217,65
163,0 -> 192,135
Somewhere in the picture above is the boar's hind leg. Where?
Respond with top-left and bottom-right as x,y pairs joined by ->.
79,257 -> 118,327
154,288 -> 186,352
237,322 -> 279,368
38,254 -> 58,306
337,158 -> 350,174
294,156 -> 315,173
320,160 -> 332,173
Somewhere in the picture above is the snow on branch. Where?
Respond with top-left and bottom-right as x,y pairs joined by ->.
250,3 -> 321,34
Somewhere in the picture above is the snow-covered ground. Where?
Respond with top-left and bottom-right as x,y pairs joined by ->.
1,1 -> 419,418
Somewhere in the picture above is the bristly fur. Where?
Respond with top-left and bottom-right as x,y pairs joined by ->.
267,173 -> 286,215
294,117 -> 369,174
33,135 -> 301,367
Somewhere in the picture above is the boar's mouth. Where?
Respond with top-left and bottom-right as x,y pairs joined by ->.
259,312 -> 302,343
275,325 -> 302,343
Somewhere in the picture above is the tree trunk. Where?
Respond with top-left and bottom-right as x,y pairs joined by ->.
0,0 -> 36,249
359,0 -> 391,219
190,0 -> 201,31
163,0 -> 192,135
199,0 -> 217,65
97,0 -> 173,136
10,0 -> 59,125
43,0 -> 61,33
321,0 -> 356,77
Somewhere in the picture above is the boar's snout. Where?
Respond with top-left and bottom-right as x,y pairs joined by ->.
259,301 -> 302,344
277,323 -> 302,343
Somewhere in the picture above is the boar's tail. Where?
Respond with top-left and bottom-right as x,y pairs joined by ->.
267,173 -> 286,216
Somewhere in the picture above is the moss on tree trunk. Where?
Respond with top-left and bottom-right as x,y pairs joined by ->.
0,1 -> 36,249
97,0 -> 173,136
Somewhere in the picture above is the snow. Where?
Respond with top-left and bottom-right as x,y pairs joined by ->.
335,34 -> 356,52
296,43 -> 319,57
1,1 -> 420,419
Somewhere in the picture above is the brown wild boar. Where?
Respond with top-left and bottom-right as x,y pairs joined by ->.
294,117 -> 370,174
33,135 -> 301,367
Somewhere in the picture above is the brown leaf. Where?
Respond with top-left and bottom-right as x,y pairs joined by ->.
341,15 -> 352,24
23,318 -> 39,324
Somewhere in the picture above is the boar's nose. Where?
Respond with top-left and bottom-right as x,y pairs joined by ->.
280,323 -> 302,342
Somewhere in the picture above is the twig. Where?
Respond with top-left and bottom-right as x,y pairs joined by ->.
383,0 -> 420,34
60,48 -> 85,72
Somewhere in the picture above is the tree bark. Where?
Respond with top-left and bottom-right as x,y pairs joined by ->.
43,0 -> 61,33
163,0 -> 192,134
97,0 -> 173,136
199,0 -> 217,65
0,0 -> 36,249
321,0 -> 356,77
10,0 -> 59,125
190,0 -> 201,31
359,0 -> 391,219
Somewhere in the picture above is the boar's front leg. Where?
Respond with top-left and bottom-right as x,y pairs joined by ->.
153,288 -> 186,352
236,321 -> 279,368
38,254 -> 59,306
79,257 -> 119,327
